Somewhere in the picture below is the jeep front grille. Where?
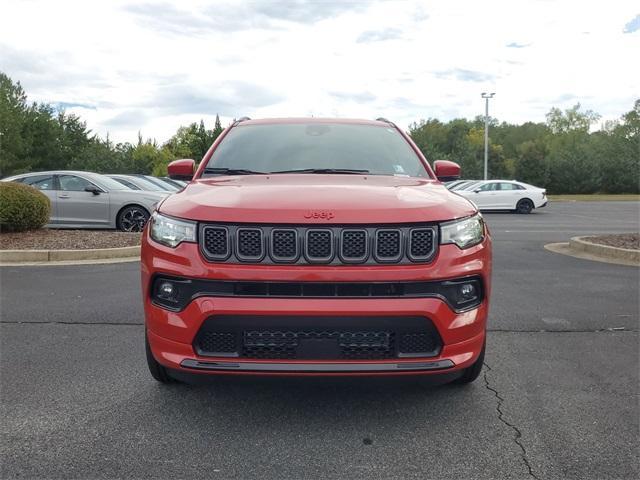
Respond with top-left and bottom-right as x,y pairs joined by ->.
199,224 -> 437,265
193,315 -> 442,360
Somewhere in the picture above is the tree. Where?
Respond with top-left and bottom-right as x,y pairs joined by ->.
0,73 -> 31,175
545,103 -> 601,134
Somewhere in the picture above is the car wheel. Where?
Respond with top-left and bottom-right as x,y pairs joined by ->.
117,205 -> 150,232
145,332 -> 174,383
516,198 -> 534,214
454,340 -> 485,384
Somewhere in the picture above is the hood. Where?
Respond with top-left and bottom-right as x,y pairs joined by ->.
159,174 -> 476,224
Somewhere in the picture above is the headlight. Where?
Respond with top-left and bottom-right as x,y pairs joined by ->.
149,212 -> 196,248
440,214 -> 484,249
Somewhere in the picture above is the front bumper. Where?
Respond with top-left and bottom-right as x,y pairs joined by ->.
142,233 -> 491,376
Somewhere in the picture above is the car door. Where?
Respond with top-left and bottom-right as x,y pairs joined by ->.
495,182 -> 517,210
19,174 -> 59,224
468,182 -> 499,209
56,174 -> 110,226
496,183 -> 523,209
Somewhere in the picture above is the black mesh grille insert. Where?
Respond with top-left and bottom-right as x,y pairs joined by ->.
376,230 -> 401,259
306,230 -> 333,260
399,333 -> 439,356
410,229 -> 434,259
197,332 -> 236,355
203,227 -> 229,259
237,229 -> 263,259
272,229 -> 297,260
341,230 -> 367,260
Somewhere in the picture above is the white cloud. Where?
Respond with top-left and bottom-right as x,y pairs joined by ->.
1,0 -> 638,143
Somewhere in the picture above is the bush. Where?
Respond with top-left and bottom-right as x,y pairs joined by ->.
0,182 -> 51,232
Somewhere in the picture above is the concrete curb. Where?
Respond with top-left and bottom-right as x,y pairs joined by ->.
569,236 -> 639,263
0,245 -> 140,264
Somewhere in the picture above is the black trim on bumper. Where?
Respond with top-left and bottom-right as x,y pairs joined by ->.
150,275 -> 484,314
180,358 -> 455,372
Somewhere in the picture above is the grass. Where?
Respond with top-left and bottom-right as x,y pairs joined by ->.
548,194 -> 640,202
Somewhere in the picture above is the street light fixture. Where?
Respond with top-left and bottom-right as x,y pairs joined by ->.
481,92 -> 495,180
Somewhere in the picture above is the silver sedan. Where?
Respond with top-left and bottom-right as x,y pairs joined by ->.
1,171 -> 169,231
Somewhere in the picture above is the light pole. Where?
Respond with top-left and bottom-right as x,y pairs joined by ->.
481,92 -> 495,180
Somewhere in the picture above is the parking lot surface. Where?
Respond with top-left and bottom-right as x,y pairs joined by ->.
1,201 -> 638,479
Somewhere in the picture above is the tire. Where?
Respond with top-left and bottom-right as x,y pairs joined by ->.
454,340 -> 485,384
515,198 -> 534,214
117,205 -> 150,232
145,332 -> 174,383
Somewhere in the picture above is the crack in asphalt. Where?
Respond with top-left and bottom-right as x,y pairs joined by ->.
483,362 -> 540,480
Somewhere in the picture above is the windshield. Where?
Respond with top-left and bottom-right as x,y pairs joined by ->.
203,123 -> 430,178
128,177 -> 168,191
92,174 -> 132,191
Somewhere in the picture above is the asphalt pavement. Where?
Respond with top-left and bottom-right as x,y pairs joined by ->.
1,201 -> 639,479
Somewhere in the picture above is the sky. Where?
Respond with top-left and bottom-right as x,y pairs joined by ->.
1,0 -> 638,144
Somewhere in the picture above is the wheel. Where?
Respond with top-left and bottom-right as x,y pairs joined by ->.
145,332 -> 174,383
515,198 -> 534,214
117,205 -> 150,232
454,340 -> 485,384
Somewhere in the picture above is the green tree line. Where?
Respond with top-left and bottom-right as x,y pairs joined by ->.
1,72 -> 638,193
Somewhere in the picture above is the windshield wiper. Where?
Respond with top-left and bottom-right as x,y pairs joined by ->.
203,167 -> 266,175
269,168 -> 370,175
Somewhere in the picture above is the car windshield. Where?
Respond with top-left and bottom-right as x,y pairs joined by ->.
90,175 -> 131,191
203,123 -> 430,178
125,177 -> 167,191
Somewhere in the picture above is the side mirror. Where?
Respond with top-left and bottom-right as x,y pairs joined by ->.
84,185 -> 101,195
168,159 -> 196,181
433,160 -> 461,182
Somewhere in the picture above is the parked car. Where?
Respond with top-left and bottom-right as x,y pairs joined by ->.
451,180 -> 481,191
454,180 -> 547,213
1,171 -> 168,231
107,174 -> 173,192
444,179 -> 468,190
132,175 -> 181,192
159,177 -> 188,188
142,117 -> 491,385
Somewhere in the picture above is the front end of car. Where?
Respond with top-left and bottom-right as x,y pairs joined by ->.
142,206 -> 491,379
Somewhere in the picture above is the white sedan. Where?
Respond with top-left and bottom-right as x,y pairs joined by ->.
454,180 -> 547,214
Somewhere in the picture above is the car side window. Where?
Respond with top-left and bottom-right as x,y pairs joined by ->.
499,183 -> 516,190
20,175 -> 55,190
478,182 -> 497,191
58,175 -> 96,192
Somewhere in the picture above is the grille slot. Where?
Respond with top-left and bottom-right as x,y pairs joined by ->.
271,229 -> 298,261
375,229 -> 402,262
408,228 -> 435,261
202,226 -> 230,260
236,228 -> 264,261
340,229 -> 368,262
305,229 -> 334,262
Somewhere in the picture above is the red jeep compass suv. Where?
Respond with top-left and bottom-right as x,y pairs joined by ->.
142,118 -> 491,384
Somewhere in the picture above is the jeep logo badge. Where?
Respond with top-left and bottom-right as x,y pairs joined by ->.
304,211 -> 335,220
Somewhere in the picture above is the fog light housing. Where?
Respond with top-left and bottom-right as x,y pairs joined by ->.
158,282 -> 176,300
439,278 -> 483,311
460,283 -> 475,299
